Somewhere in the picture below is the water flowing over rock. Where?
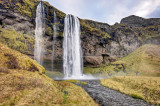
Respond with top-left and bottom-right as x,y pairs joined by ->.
51,11 -> 58,71
63,15 -> 83,78
34,2 -> 45,65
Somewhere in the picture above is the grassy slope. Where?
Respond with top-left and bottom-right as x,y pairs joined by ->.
0,43 -> 97,106
114,44 -> 160,76
101,76 -> 160,105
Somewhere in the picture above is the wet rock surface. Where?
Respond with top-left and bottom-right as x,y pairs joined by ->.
76,80 -> 153,106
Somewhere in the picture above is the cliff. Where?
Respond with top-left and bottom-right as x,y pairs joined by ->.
0,0 -> 160,67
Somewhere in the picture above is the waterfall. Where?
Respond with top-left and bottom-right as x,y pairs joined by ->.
63,14 -> 83,78
34,2 -> 45,65
51,10 -> 57,71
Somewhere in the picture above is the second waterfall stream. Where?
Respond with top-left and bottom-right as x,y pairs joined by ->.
63,14 -> 83,79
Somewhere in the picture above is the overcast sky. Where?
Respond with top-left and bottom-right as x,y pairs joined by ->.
44,0 -> 160,25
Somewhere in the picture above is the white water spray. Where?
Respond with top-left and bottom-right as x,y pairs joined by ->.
63,15 -> 83,78
34,2 -> 45,65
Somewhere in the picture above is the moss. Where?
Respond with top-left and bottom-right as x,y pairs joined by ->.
80,20 -> 111,39
66,80 -> 79,83
131,93 -> 144,100
133,25 -> 160,42
15,0 -> 38,18
45,26 -> 53,36
80,82 -> 87,85
0,28 -> 34,55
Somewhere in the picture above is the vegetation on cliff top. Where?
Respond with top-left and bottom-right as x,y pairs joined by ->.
0,0 -> 38,18
133,25 -> 160,42
80,19 -> 111,39
101,76 -> 160,105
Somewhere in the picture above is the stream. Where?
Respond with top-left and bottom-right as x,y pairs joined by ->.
75,80 -> 153,106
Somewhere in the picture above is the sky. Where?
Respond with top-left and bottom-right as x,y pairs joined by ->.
44,0 -> 160,25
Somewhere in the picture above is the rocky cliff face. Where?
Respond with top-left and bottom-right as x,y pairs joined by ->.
0,0 -> 160,68
121,15 -> 160,27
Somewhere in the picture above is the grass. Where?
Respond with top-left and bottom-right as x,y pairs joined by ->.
101,76 -> 160,105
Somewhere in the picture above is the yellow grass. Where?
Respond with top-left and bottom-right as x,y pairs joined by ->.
101,76 -> 160,105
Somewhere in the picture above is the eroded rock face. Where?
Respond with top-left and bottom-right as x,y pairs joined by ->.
0,9 -> 34,35
109,26 -> 140,57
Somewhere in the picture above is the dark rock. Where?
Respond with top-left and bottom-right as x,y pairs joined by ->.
121,15 -> 160,27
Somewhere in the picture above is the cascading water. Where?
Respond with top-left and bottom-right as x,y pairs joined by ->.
34,2 -> 45,65
51,10 -> 57,71
63,14 -> 83,79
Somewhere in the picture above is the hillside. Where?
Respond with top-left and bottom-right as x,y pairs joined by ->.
84,44 -> 160,77
0,43 -> 97,105
114,44 -> 160,76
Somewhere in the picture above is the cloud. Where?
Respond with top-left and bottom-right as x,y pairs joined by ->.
44,0 -> 160,25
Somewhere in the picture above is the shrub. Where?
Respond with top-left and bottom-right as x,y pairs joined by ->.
28,64 -> 39,72
4,53 -> 20,69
